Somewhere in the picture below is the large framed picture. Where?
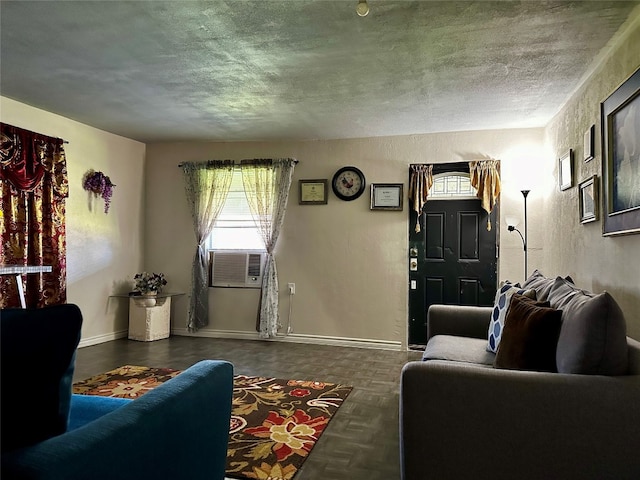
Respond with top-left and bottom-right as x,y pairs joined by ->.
370,183 -> 403,210
559,149 -> 573,191
579,175 -> 598,224
299,179 -> 328,205
601,67 -> 640,236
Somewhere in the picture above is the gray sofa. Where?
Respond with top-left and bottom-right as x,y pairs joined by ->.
400,271 -> 640,480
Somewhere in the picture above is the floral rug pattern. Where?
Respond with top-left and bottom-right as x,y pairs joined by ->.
73,366 -> 352,480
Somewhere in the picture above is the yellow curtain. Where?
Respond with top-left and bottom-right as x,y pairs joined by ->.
408,164 -> 433,233
469,160 -> 501,231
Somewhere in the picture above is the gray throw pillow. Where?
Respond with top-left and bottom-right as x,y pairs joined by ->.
522,270 -> 556,301
522,270 -> 575,302
548,277 -> 628,375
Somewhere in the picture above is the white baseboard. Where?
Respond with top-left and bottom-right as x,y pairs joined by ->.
78,328 -> 403,351
78,330 -> 127,348
171,328 -> 403,351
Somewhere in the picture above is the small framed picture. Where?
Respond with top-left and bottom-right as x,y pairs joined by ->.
583,125 -> 594,162
371,183 -> 403,210
299,179 -> 328,205
559,149 -> 573,191
579,175 -> 598,224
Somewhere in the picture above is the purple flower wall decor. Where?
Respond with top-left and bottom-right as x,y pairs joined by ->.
82,169 -> 116,213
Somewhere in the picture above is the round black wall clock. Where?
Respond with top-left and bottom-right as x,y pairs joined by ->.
332,166 -> 366,201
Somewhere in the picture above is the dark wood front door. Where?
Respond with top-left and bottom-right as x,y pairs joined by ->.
408,198 -> 498,346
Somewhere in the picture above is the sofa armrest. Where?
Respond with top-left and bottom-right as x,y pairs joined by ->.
426,304 -> 492,342
400,361 -> 640,480
67,394 -> 132,431
2,360 -> 234,480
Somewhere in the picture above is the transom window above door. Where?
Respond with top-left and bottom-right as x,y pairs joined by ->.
429,172 -> 477,199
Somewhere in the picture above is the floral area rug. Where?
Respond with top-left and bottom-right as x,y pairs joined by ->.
73,365 -> 352,480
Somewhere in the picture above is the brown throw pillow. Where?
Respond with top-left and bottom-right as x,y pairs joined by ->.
494,293 -> 562,372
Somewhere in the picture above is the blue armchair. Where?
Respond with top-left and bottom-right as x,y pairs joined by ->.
1,304 -> 233,480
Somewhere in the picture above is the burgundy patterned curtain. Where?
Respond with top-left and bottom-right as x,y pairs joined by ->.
0,123 -> 69,308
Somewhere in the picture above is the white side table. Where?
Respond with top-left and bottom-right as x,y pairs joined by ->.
111,293 -> 184,342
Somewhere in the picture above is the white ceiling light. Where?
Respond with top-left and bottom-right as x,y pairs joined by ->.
356,0 -> 369,17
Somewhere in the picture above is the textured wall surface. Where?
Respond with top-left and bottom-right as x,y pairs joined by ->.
0,97 -> 146,344
1,1 -> 636,142
3,8 -> 637,347
145,128 -> 543,348
543,11 -> 640,339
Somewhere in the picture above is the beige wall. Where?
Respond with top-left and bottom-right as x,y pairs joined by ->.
3,7 -> 637,348
0,97 -> 146,345
145,129 -> 544,349
543,10 -> 640,339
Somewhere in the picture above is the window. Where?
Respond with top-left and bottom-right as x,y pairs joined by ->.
207,168 -> 266,251
429,172 -> 477,199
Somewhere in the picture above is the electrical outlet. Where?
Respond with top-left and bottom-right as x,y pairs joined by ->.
287,283 -> 295,295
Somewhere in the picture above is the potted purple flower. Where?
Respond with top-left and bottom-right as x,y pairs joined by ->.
133,272 -> 167,295
83,169 -> 116,213
132,272 -> 167,307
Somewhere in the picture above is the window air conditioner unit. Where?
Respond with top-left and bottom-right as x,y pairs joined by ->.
208,250 -> 266,288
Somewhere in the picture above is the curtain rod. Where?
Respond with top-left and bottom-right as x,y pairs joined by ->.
177,158 -> 299,167
1,122 -> 69,144
409,159 -> 498,167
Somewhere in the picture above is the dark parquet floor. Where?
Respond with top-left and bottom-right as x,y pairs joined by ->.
74,336 -> 422,480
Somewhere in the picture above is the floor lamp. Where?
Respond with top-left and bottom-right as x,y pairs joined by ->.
507,190 -> 530,281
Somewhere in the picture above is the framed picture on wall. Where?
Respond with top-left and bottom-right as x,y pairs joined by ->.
584,125 -> 594,162
370,183 -> 403,210
601,67 -> 640,236
579,175 -> 598,224
559,149 -> 573,191
299,179 -> 328,205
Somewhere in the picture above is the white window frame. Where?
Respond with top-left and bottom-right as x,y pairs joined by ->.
206,167 -> 267,252
429,172 -> 477,199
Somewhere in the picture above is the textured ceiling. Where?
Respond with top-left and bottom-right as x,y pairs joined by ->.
1,1 -> 638,143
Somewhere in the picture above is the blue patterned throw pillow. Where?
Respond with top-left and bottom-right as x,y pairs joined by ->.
487,282 -> 536,353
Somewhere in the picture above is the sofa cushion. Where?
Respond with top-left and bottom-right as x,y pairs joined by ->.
487,282 -> 536,353
1,304 -> 83,452
424,335 -> 495,366
522,270 -> 573,301
494,294 -> 562,372
547,277 -> 628,375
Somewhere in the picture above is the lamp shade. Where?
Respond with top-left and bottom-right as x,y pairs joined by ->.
505,215 -> 520,228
